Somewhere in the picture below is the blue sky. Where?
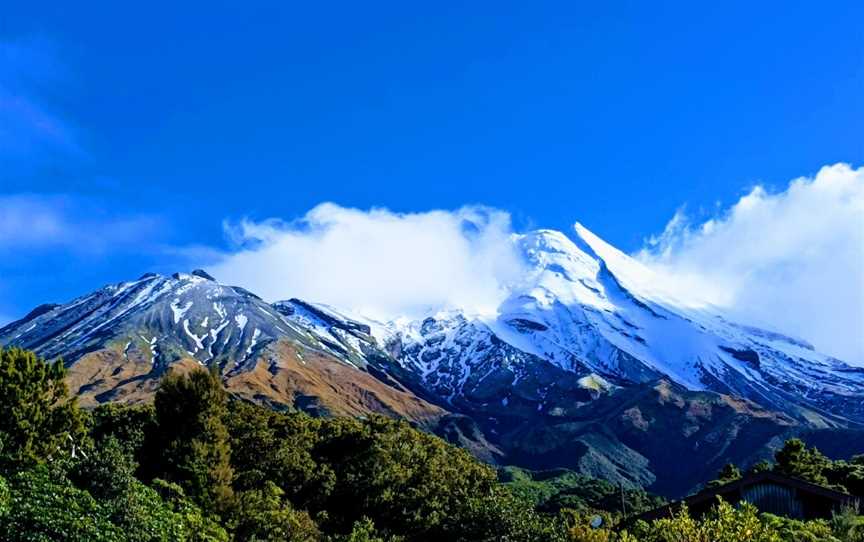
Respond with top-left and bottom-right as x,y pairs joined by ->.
1,2 -> 862,359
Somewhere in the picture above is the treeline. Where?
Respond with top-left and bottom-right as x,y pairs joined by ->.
499,466 -> 666,515
0,346 -> 862,541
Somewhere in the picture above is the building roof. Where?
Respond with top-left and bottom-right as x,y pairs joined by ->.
632,471 -> 854,523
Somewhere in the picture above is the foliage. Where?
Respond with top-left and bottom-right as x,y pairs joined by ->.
0,475 -> 9,516
629,499 -> 782,542
0,347 -> 84,470
310,415 -> 499,535
826,461 -> 864,499
761,513 -> 839,542
89,402 -> 156,462
0,465 -> 125,541
226,400 -> 327,503
152,367 -> 234,513
2,349 -> 863,542
69,431 -> 228,541
703,438 -> 864,499
500,466 -> 664,516
562,500 -> 864,542
228,482 -> 320,542
327,518 -> 403,542
774,439 -> 833,486
748,460 -> 773,475
149,479 -> 230,542
708,463 -> 742,488
830,505 -> 864,542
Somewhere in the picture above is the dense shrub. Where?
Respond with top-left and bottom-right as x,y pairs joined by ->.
0,347 -> 84,470
0,350 -> 862,541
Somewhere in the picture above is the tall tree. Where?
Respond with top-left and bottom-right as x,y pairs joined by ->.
748,460 -> 773,475
0,347 -> 83,470
152,367 -> 234,513
773,438 -> 830,485
708,463 -> 742,488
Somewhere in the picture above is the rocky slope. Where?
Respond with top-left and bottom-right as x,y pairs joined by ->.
0,270 -> 441,424
373,227 -> 864,427
2,224 -> 862,496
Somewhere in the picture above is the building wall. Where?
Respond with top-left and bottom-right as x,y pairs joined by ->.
741,482 -> 804,519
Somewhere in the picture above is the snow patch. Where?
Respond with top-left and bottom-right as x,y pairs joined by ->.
183,319 -> 205,351
171,299 -> 193,324
246,328 -> 261,356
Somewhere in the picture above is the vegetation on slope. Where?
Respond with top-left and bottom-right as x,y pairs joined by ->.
499,466 -> 665,515
0,346 -> 862,541
707,440 -> 864,498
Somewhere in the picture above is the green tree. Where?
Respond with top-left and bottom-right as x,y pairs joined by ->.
328,518 -> 404,542
71,435 -> 230,542
310,415 -> 562,541
0,347 -> 84,470
831,505 -> 864,542
226,400 -> 327,503
70,436 -> 138,504
749,460 -> 773,475
152,367 -> 234,513
708,463 -> 743,488
774,439 -> 831,485
0,475 -> 9,516
826,460 -> 864,499
150,479 -> 230,542
90,403 -> 156,455
228,481 -> 320,542
630,499 -> 782,542
0,465 -> 125,541
761,513 -> 839,542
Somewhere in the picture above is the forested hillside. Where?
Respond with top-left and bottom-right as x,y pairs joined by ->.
0,347 -> 862,541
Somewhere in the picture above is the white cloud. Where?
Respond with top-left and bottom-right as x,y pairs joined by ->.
205,165 -> 863,365
208,203 -> 525,320
636,163 -> 864,365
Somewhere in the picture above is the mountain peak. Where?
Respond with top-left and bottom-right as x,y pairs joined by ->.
570,222 -> 684,309
192,269 -> 216,281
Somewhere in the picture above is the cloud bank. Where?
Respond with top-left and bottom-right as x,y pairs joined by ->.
208,204 -> 524,320
636,163 -> 864,364
207,164 -> 863,365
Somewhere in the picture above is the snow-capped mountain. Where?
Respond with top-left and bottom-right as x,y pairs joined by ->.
0,270 -> 392,373
2,270 -> 314,370
2,224 -> 861,425
0,270 -> 438,421
374,226 -> 864,424
2,223 -> 862,495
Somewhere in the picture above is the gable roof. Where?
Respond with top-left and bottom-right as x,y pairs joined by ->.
632,471 -> 854,523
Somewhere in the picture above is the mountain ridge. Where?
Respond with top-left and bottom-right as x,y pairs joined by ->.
367,226 -> 863,426
2,224 -> 862,496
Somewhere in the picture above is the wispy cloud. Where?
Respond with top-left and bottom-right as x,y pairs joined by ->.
208,203 -> 525,320
637,163 -> 864,364
0,194 -> 162,254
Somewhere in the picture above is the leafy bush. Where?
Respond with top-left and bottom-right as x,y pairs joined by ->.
0,465 -> 125,541
0,347 -> 84,470
1,351 -> 862,542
